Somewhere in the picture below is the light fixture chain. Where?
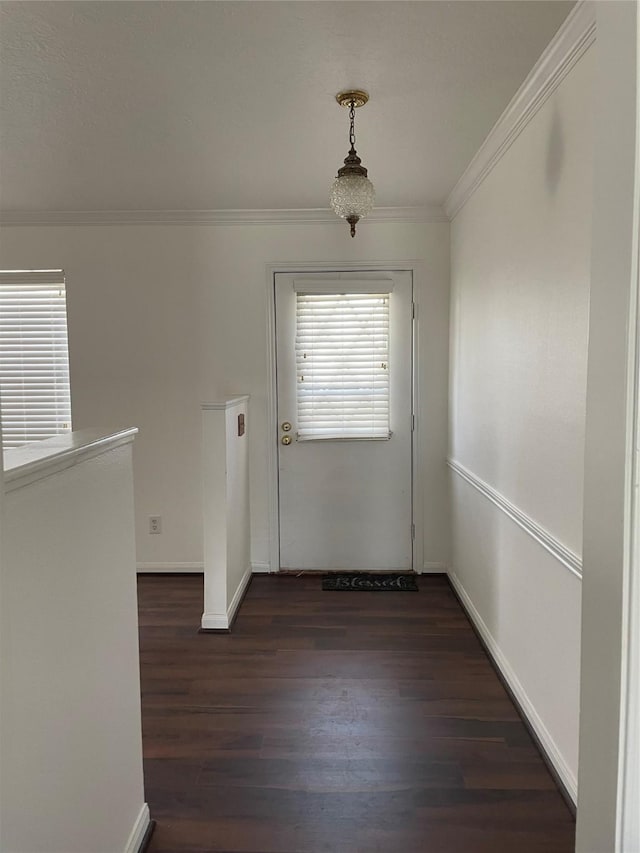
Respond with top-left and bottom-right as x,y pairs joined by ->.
330,90 -> 374,238
349,100 -> 356,148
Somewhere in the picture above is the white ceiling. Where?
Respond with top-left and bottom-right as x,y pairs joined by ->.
0,1 -> 574,213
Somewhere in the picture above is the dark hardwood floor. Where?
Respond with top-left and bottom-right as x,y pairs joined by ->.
137,574 -> 575,853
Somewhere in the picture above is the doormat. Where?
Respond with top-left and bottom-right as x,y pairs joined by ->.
322,573 -> 418,591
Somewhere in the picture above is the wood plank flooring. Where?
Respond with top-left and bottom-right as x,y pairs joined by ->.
137,574 -> 575,853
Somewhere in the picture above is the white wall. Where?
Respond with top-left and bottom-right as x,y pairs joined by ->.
576,2 -> 639,850
0,431 -> 147,853
448,39 -> 594,798
0,221 -> 450,572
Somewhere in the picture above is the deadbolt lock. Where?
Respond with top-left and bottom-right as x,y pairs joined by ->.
281,435 -> 292,446
282,421 -> 292,431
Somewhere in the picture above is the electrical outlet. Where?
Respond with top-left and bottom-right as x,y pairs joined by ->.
149,516 -> 162,534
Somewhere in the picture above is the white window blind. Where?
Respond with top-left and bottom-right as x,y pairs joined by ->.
0,270 -> 72,448
296,291 -> 390,440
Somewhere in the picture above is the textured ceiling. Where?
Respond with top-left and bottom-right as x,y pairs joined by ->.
0,1 -> 574,212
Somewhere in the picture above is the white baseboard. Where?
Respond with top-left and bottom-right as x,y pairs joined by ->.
251,561 -> 272,573
201,565 -> 252,630
137,562 -> 204,573
138,562 -> 272,574
448,569 -> 578,804
123,803 -> 150,853
226,565 -> 252,624
251,563 -> 436,574
419,562 -> 449,574
200,611 -> 230,630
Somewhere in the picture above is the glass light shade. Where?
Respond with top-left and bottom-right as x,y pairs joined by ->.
329,174 -> 376,219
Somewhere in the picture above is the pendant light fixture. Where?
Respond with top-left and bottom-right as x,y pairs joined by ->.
329,90 -> 375,237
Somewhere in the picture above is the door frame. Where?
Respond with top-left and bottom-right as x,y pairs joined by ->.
265,260 -> 424,573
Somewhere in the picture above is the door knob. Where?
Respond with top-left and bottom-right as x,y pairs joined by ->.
281,435 -> 292,446
282,421 -> 292,431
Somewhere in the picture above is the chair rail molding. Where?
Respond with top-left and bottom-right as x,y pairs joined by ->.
445,0 -> 596,220
448,458 -> 582,579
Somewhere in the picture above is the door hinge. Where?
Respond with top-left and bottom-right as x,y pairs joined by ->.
412,414 -> 415,432
411,523 -> 415,540
412,302 -> 416,320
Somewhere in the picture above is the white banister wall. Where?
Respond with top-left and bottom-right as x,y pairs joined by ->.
201,398 -> 251,630
0,429 -> 149,853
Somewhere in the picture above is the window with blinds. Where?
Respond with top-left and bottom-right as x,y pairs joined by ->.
295,291 -> 390,440
0,271 -> 72,448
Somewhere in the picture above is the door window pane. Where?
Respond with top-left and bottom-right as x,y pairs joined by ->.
295,292 -> 390,440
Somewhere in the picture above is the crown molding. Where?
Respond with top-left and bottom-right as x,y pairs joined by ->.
444,1 -> 596,221
0,205 -> 447,227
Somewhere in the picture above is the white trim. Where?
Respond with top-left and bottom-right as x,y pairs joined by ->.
266,269 -> 281,575
621,377 -> 640,841
251,561 -> 272,573
137,562 -> 204,573
420,562 -> 448,574
410,265 -> 424,574
449,570 -> 578,802
201,396 -> 249,412
0,206 -> 447,228
448,458 -> 582,580
227,566 -> 252,620
444,1 -> 596,220
123,803 -> 150,853
201,565 -> 251,630
293,278 -> 394,294
200,612 -> 230,630
617,9 -> 640,844
266,261 -> 423,573
3,428 -> 138,493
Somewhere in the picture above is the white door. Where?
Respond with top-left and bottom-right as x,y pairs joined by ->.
275,271 -> 413,571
